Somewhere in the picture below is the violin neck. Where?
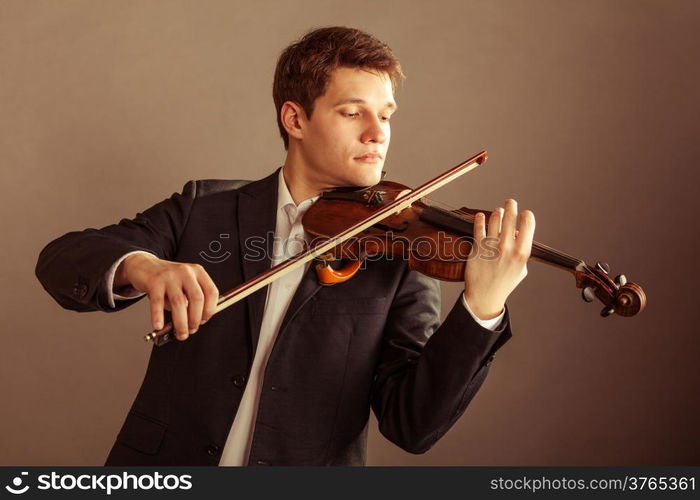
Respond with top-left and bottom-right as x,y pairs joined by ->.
530,242 -> 583,272
419,205 -> 583,272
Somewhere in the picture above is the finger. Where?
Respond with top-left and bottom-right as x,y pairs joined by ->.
182,272 -> 205,333
500,199 -> 518,243
487,207 -> 503,239
473,212 -> 486,243
195,266 -> 219,324
515,209 -> 536,258
166,284 -> 190,340
470,212 -> 486,261
149,283 -> 166,331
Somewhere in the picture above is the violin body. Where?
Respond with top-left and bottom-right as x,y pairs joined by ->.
303,180 -> 473,282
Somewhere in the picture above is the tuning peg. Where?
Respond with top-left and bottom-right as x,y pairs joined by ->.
596,261 -> 611,274
582,286 -> 597,303
600,305 -> 615,317
614,274 -> 627,286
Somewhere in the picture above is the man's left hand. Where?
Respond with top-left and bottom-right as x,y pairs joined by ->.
463,199 -> 536,320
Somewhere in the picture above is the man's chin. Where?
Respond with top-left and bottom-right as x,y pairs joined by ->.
322,164 -> 383,189
350,165 -> 384,187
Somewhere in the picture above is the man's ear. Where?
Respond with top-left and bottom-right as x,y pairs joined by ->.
280,101 -> 307,142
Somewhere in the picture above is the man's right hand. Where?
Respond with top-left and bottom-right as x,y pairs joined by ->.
115,253 -> 220,341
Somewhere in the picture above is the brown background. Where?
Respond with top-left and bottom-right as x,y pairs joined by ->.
1,0 -> 698,466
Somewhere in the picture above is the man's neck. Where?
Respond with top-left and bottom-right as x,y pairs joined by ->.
281,148 -> 322,205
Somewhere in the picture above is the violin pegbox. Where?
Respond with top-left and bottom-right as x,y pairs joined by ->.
575,261 -> 647,317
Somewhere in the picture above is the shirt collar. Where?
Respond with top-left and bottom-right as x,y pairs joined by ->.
277,167 -> 320,224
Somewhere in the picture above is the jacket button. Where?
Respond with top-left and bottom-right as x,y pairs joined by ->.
231,374 -> 246,388
485,354 -> 495,366
206,444 -> 221,456
72,283 -> 88,299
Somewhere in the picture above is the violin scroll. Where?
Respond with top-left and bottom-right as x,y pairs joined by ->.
614,282 -> 646,317
575,261 -> 646,318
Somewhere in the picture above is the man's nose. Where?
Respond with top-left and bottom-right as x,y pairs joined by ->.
361,115 -> 387,144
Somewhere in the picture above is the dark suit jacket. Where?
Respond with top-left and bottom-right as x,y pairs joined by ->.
35,168 -> 512,466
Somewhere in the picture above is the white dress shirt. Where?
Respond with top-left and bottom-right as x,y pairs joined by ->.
105,168 -> 505,465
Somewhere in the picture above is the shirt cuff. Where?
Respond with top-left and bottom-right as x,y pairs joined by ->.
105,250 -> 155,308
461,292 -> 505,331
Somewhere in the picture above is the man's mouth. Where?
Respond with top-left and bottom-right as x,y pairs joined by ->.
354,153 -> 383,162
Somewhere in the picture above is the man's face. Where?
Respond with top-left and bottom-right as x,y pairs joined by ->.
295,66 -> 396,189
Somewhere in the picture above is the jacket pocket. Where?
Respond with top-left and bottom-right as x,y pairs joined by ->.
116,410 -> 167,455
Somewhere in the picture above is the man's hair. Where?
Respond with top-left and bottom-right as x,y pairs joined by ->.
273,26 -> 405,150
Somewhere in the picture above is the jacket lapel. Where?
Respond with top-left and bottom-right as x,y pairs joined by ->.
236,167 -> 325,353
277,263 -> 322,337
237,169 -> 279,352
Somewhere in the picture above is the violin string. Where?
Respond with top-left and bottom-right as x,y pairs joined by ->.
424,198 -> 584,268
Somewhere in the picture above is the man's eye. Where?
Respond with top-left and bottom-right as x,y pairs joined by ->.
342,112 -> 359,117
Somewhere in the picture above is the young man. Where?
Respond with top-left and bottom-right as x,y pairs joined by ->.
35,26 -> 535,466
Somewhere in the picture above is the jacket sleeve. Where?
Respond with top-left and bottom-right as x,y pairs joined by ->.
35,180 -> 197,313
370,264 -> 512,454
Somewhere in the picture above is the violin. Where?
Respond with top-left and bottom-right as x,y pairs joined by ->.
145,151 -> 646,346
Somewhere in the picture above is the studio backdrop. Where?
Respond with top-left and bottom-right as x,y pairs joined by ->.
1,0 -> 698,465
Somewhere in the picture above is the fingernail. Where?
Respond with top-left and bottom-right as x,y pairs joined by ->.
201,319 -> 207,324
189,328 -> 197,334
